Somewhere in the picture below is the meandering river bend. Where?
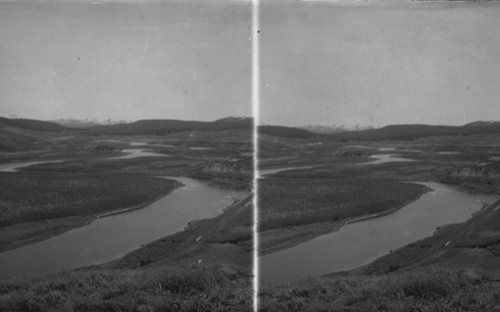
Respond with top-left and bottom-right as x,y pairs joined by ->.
0,148 -> 246,276
259,181 -> 496,283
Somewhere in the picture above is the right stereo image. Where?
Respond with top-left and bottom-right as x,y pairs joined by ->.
256,1 -> 500,311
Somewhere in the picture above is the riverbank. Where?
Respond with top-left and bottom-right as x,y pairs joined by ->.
0,172 -> 179,252
351,199 -> 500,276
103,194 -> 253,271
258,178 -> 429,256
258,173 -> 500,310
260,184 -> 430,256
95,180 -> 183,219
344,183 -> 431,225
0,176 -> 248,277
260,181 -> 496,283
258,199 -> 500,311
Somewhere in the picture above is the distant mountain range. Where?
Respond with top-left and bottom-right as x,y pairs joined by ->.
299,124 -> 375,134
1,116 -> 499,141
0,116 -> 253,136
90,117 -> 253,135
333,121 -> 500,141
50,118 -> 129,128
258,125 -> 317,138
259,121 -> 500,140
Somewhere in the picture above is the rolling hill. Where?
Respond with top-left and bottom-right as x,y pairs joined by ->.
0,116 -> 253,136
258,121 -> 500,140
258,125 -> 317,138
333,121 -> 500,141
3,116 -> 499,141
89,117 -> 253,135
0,117 -> 76,133
0,117 -> 85,151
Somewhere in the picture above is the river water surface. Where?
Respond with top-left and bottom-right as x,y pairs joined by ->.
0,150 -> 246,276
357,153 -> 418,165
259,166 -> 312,178
111,148 -> 168,159
0,177 -> 246,276
0,160 -> 63,172
259,181 -> 496,282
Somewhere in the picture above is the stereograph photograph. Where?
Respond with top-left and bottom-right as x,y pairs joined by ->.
1,0 -> 500,311
0,0 -> 254,311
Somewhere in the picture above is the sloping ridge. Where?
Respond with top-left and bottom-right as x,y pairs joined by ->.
258,125 -> 317,138
0,116 -> 254,136
334,121 -> 500,141
0,117 -> 76,132
90,117 -> 253,135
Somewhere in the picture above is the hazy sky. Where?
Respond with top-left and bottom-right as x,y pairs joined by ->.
0,0 -> 251,121
260,1 -> 500,127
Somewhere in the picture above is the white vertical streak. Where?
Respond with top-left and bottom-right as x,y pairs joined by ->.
140,34 -> 150,65
252,0 -> 260,311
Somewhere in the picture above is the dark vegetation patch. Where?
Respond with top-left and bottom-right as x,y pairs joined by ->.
191,158 -> 253,190
0,264 -> 252,312
0,172 -> 177,226
258,178 -> 427,231
444,163 -> 500,194
17,157 -> 171,174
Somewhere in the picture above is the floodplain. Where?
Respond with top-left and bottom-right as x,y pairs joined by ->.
0,118 -> 254,311
258,130 -> 500,311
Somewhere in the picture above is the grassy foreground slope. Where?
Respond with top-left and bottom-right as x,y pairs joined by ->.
0,264 -> 252,312
259,268 -> 500,312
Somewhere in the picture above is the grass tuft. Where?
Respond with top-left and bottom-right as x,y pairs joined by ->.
259,268 -> 500,312
0,264 -> 252,312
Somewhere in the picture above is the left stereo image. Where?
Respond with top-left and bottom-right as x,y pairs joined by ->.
0,1 -> 255,311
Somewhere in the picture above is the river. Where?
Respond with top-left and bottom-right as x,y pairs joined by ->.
258,151 -> 496,282
0,147 -> 246,276
356,153 -> 418,165
258,166 -> 312,178
0,160 -> 64,172
111,148 -> 168,159
259,182 -> 496,282
0,177 -> 246,276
